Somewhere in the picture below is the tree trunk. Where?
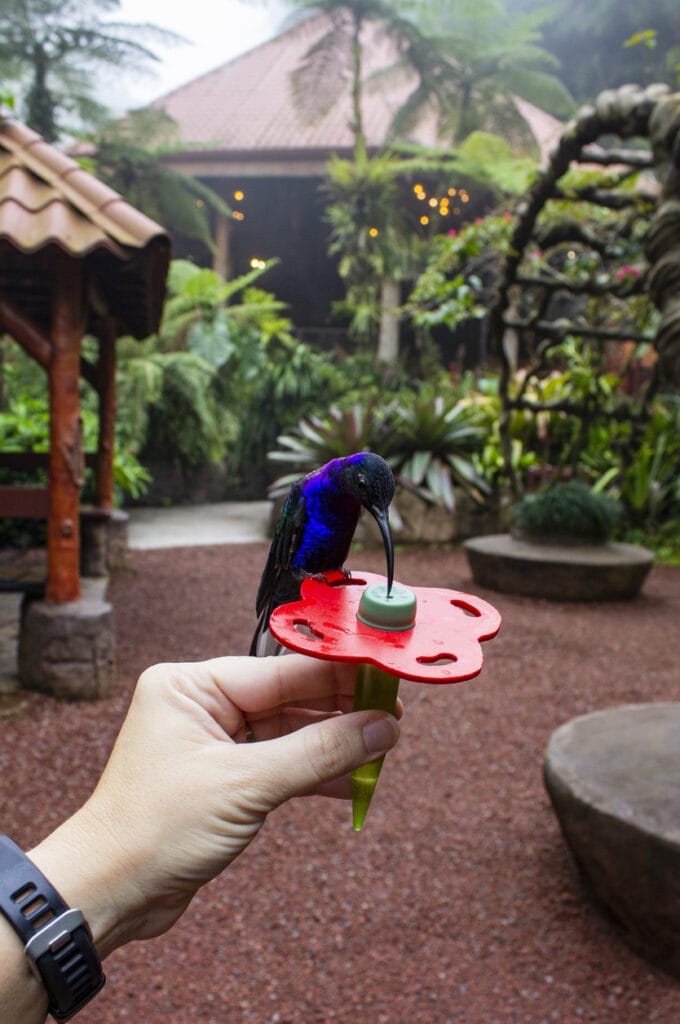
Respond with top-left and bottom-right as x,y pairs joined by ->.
377,278 -> 400,363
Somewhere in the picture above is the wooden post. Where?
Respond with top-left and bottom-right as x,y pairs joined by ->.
95,316 -> 117,511
47,254 -> 85,603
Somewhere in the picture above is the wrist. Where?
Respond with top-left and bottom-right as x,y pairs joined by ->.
29,801 -> 144,961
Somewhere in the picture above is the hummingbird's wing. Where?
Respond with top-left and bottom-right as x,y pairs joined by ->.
250,483 -> 306,655
255,482 -> 306,616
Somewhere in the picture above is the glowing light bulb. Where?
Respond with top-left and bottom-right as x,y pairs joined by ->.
420,215 -> 430,225
368,227 -> 379,237
234,190 -> 244,201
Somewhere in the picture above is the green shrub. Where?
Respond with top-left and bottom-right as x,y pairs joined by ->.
511,480 -> 622,542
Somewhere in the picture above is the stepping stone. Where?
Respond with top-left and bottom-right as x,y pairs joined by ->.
464,534 -> 653,600
544,704 -> 680,977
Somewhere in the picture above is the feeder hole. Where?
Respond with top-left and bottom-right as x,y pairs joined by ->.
451,599 -> 480,617
417,654 -> 458,666
293,620 -> 324,640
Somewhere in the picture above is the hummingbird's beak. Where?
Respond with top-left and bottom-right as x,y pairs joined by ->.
370,507 -> 394,596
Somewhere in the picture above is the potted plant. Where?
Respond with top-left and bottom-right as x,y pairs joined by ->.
509,480 -> 622,546
464,479 -> 654,600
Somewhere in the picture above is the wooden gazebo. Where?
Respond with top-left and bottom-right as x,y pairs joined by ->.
0,115 -> 169,696
0,115 -> 169,599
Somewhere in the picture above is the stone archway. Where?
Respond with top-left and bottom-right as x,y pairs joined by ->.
486,83 -> 680,493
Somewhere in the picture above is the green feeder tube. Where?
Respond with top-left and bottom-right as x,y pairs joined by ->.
352,582 -> 417,831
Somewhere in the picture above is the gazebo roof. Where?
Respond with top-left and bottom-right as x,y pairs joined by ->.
0,115 -> 170,338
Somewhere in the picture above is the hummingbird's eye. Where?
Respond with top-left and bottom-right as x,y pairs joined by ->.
357,473 -> 368,489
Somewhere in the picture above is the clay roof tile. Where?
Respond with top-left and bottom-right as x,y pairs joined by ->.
0,115 -> 170,337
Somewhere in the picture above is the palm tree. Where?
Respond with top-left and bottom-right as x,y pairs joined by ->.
387,0 -> 573,145
290,0 -> 423,160
289,0 -> 572,150
0,0 -> 182,141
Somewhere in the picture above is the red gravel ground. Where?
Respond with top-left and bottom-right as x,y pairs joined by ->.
2,542 -> 680,1023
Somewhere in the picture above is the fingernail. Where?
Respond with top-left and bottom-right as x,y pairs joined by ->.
363,715 -> 398,755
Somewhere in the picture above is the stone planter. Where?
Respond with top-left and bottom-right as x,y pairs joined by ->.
544,704 -> 680,978
464,533 -> 654,601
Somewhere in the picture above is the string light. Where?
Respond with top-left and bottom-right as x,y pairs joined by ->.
448,187 -> 457,197
249,257 -> 266,269
234,190 -> 244,201
368,227 -> 379,237
195,199 -> 204,208
233,211 -> 245,221
420,215 -> 430,225
428,197 -> 438,208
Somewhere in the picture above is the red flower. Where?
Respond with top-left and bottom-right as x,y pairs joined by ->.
268,570 -> 501,683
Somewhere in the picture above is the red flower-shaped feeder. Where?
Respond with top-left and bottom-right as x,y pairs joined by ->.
269,570 -> 501,829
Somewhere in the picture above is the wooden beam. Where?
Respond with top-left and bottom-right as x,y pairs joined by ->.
47,253 -> 85,604
0,452 -> 97,470
0,485 -> 49,518
0,293 -> 52,368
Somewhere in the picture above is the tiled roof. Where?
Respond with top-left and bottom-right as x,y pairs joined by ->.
0,117 -> 168,254
153,14 -> 561,162
153,15 -> 441,155
0,116 -> 170,338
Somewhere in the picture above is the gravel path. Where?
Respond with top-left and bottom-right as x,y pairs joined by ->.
1,542 -> 679,1023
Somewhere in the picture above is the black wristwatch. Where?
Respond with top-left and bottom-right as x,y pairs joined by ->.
0,835 -> 105,1021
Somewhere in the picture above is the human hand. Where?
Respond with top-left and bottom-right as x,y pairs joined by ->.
29,655 -> 400,959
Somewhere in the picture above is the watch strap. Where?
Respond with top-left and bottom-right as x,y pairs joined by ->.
0,835 -> 105,1021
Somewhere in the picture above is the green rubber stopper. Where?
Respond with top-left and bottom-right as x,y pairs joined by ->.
356,583 -> 417,632
352,583 -> 416,831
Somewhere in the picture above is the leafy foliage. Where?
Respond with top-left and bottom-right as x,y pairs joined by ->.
385,0 -> 574,145
510,0 -> 680,101
0,342 -> 150,505
511,480 -> 622,541
115,259 -> 343,496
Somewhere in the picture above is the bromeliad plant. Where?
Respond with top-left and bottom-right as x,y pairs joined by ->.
267,385 -> 491,509
387,386 -> 491,508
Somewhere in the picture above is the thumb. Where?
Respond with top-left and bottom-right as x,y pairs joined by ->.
246,710 -> 400,807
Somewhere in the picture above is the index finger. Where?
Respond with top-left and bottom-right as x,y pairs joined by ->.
207,654 -> 358,714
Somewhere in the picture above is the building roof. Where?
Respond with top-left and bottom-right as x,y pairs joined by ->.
0,115 -> 170,338
153,14 -> 561,175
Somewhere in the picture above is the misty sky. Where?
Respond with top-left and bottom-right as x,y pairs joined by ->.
105,0 -> 288,111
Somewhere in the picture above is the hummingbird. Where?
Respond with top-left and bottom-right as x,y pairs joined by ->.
250,452 -> 395,656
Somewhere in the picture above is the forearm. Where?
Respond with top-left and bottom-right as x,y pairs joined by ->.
0,802 -> 147,1024
0,912 -> 48,1024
